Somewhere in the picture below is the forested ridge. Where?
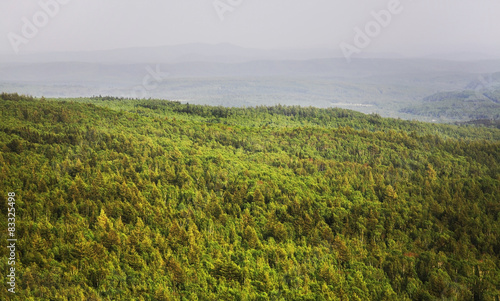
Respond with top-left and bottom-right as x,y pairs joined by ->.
0,93 -> 499,300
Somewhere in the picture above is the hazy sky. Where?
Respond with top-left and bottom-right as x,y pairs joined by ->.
1,0 -> 499,57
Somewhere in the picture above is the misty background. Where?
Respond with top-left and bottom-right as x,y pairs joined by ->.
1,0 -> 500,122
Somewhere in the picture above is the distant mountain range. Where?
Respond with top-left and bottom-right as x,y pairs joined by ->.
1,43 -> 342,64
2,43 -> 499,65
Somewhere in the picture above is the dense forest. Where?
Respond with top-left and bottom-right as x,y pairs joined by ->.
0,93 -> 499,300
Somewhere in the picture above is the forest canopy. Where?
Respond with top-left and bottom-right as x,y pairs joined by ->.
0,93 -> 499,300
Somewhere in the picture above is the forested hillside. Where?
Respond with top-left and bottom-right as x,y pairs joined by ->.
1,93 -> 499,300
400,89 -> 500,121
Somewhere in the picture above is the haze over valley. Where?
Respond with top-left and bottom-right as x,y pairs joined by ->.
1,43 -> 500,122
